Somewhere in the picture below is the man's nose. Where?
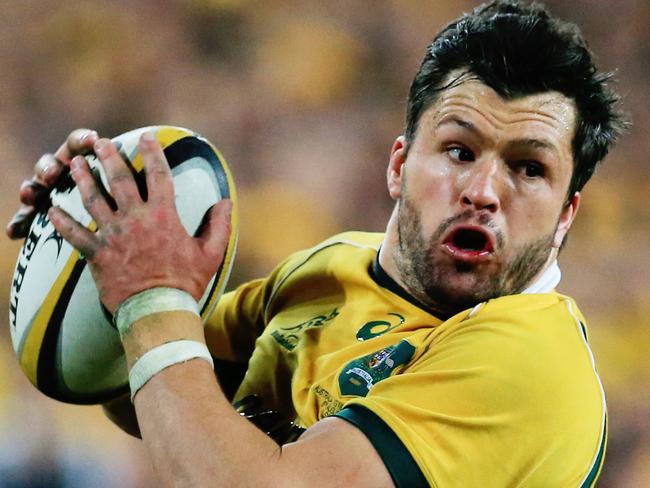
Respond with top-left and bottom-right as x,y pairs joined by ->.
458,158 -> 502,213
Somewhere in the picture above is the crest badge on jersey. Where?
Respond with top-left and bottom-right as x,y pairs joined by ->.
338,340 -> 415,396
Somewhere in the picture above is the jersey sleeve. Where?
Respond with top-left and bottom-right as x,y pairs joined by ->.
204,246 -> 316,364
204,234 -> 374,363
204,278 -> 269,364
335,312 -> 606,487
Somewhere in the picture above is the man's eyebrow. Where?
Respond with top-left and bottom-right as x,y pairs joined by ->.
436,116 -> 561,157
508,138 -> 560,157
437,115 -> 479,133
436,115 -> 485,142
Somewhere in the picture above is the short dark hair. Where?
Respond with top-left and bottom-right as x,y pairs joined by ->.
406,0 -> 627,197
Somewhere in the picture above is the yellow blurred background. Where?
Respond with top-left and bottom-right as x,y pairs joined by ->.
1,0 -> 648,486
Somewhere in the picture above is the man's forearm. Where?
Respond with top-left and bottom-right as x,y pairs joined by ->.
134,357 -> 288,486
123,311 -> 290,487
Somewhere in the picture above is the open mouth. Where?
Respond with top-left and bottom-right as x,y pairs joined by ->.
443,226 -> 494,258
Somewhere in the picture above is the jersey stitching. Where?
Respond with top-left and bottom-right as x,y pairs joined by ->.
563,298 -> 608,488
263,238 -> 380,322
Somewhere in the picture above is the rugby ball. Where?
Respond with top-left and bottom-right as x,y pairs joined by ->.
8,126 -> 238,404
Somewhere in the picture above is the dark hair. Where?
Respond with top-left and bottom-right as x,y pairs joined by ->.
406,0 -> 627,197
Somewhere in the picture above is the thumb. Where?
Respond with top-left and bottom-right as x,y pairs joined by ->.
197,199 -> 233,263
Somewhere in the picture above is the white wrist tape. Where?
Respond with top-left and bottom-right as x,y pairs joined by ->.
114,287 -> 200,336
128,339 -> 214,401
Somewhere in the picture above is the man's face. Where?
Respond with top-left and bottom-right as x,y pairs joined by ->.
385,77 -> 579,316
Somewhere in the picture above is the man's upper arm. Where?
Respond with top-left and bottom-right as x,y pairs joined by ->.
280,416 -> 395,488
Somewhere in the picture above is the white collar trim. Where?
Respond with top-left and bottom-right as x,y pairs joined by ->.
521,260 -> 561,294
466,260 -> 561,320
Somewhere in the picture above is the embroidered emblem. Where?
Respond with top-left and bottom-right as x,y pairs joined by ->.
338,340 -> 415,396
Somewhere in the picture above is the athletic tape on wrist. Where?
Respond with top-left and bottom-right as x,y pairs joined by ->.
129,339 -> 214,401
113,287 -> 200,336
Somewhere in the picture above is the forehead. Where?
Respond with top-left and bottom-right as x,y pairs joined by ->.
422,78 -> 577,148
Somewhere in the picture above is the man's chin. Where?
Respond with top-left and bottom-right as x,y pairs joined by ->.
423,270 -> 501,313
444,258 -> 499,288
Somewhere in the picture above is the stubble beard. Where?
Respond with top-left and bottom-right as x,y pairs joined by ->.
394,195 -> 555,318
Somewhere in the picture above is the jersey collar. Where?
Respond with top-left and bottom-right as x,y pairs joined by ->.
370,253 -> 431,312
521,260 -> 561,294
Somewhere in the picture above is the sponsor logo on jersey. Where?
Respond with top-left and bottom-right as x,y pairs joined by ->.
356,312 -> 405,341
338,340 -> 415,396
271,308 -> 339,351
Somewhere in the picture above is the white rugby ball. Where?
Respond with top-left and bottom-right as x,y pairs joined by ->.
9,126 -> 238,404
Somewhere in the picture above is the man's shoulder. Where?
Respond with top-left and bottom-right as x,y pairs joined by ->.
261,231 -> 383,314
441,292 -> 599,389
310,231 -> 385,252
453,292 -> 587,343
425,292 -> 595,381
477,290 -> 577,314
276,231 -> 384,274
470,291 -> 587,330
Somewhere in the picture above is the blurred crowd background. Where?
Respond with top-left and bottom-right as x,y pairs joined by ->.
0,0 -> 648,486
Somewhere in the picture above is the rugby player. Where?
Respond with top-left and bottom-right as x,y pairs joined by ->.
7,1 -> 626,486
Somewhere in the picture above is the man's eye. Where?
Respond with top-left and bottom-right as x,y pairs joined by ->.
521,161 -> 545,178
447,147 -> 474,162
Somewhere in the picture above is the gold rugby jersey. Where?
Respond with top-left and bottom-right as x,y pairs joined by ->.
205,231 -> 606,487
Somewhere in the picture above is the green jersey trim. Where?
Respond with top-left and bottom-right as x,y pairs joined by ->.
564,300 -> 608,488
370,252 -> 433,315
335,404 -> 428,488
579,416 -> 607,488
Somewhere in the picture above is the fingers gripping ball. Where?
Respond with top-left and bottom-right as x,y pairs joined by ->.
8,126 -> 238,404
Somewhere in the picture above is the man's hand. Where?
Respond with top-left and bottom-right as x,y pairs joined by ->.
47,132 -> 232,312
6,129 -> 100,239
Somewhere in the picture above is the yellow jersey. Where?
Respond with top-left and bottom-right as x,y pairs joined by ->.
205,231 -> 606,487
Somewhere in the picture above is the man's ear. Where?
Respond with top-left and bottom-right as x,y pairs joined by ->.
387,136 -> 408,200
553,192 -> 581,248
